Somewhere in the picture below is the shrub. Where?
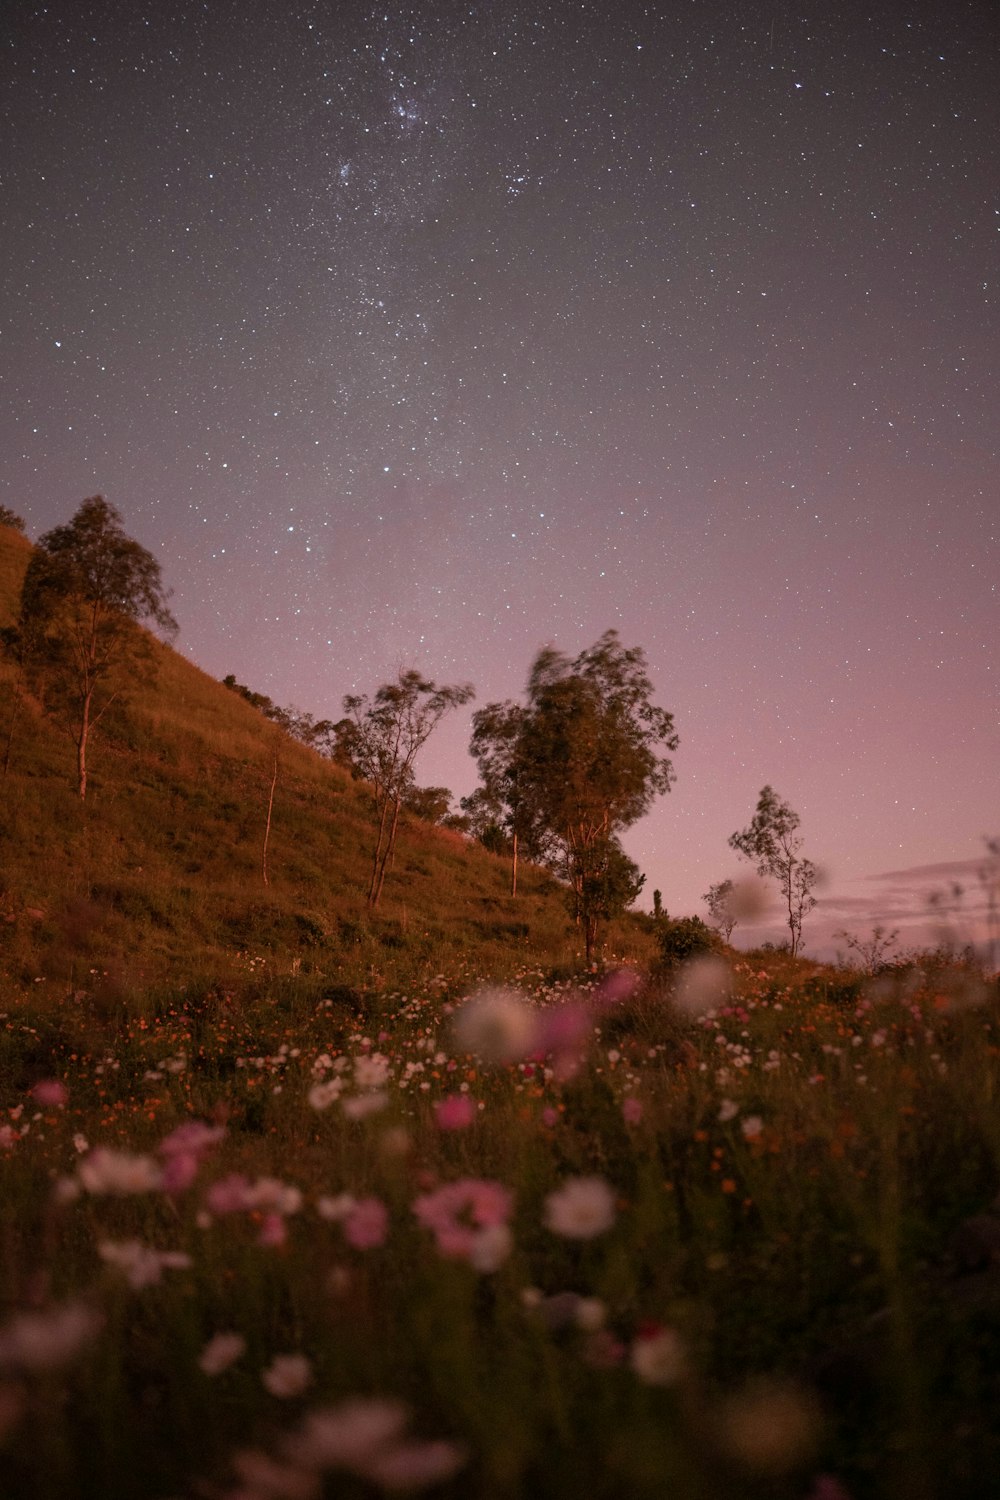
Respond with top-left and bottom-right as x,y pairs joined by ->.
656,915 -> 722,969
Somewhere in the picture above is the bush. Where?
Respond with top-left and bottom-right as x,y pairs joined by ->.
656,915 -> 722,969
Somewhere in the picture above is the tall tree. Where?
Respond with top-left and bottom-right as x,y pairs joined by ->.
728,786 -> 817,956
335,670 -> 473,909
478,630 -> 677,961
15,497 -> 176,798
468,700 -> 555,896
704,878 -> 738,941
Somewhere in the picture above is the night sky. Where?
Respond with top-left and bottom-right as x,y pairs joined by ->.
3,0 -> 997,955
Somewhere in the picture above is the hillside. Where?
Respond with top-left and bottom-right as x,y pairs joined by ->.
0,524 -> 656,1003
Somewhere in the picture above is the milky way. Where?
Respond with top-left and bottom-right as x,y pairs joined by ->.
3,0 -> 997,950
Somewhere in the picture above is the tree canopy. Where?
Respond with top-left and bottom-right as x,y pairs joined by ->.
335,670 -> 474,907
14,497 -> 176,797
728,785 -> 817,956
470,630 -> 677,959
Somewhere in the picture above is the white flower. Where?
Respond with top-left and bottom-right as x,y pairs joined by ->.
718,1098 -> 739,1123
740,1115 -> 763,1139
78,1148 -> 162,1195
316,1193 -> 357,1222
543,1177 -> 616,1239
353,1053 -> 391,1089
198,1331 -> 247,1376
286,1398 -> 408,1468
308,1078 -> 344,1111
342,1091 -> 389,1121
630,1327 -> 685,1386
98,1240 -> 191,1290
246,1178 -> 303,1215
262,1353 -> 313,1399
673,956 -> 733,1017
451,989 -> 540,1064
467,1223 -> 513,1274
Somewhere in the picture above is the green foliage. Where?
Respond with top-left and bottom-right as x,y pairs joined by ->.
656,914 -> 722,968
576,836 -> 646,954
0,504 -> 26,532
473,630 -> 677,959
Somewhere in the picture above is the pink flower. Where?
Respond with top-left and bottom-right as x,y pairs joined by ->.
198,1331 -> 246,1376
343,1198 -> 389,1250
158,1121 -> 225,1158
622,1097 -> 643,1126
205,1173 -> 254,1214
540,1107 -> 559,1128
365,1439 -> 467,1490
593,968 -> 641,1007
413,1179 -> 513,1265
258,1213 -> 287,1248
30,1080 -> 68,1108
536,1003 -> 593,1056
262,1353 -> 312,1399
543,1177 -> 616,1239
160,1152 -> 200,1194
434,1095 -> 476,1131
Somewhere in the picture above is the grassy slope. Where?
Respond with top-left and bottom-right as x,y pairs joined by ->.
0,525 -> 655,1000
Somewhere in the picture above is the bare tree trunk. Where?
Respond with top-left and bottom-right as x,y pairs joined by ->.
2,680 -> 22,778
77,692 -> 91,800
262,746 -> 278,886
371,795 -> 402,909
585,912 -> 597,965
367,795 -> 391,905
510,830 -> 518,897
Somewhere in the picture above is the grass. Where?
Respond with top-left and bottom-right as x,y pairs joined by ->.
0,522 -> 654,998
1,953 -> 999,1499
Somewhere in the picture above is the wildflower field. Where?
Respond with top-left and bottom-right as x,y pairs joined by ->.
2,952 -> 999,1500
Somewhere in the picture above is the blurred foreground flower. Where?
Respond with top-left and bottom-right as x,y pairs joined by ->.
630,1325 -> 684,1385
263,1353 -> 313,1399
79,1148 -> 163,1195
434,1094 -> 476,1130
673,956 -> 733,1017
413,1179 -> 513,1269
199,1332 -> 247,1376
282,1398 -> 467,1491
452,988 -> 539,1064
543,1177 -> 617,1239
0,1301 -> 102,1374
30,1079 -> 68,1108
343,1197 -> 389,1249
98,1240 -> 192,1290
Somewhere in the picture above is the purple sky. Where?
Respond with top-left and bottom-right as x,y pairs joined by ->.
3,1 -> 997,957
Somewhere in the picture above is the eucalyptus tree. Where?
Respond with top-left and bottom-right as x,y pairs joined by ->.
15,497 -> 176,798
728,786 -> 817,956
335,670 -> 473,908
472,630 -> 677,960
